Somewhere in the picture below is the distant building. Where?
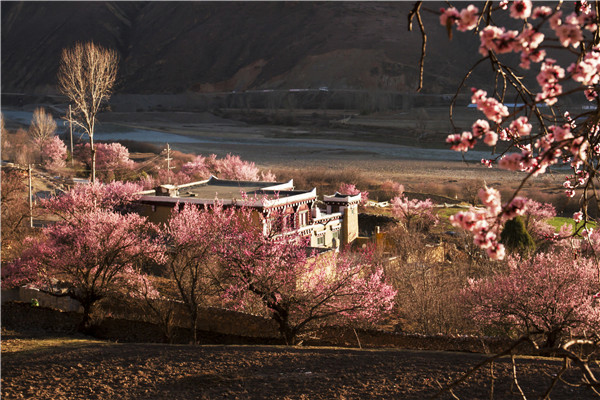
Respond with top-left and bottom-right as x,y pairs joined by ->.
136,176 -> 361,249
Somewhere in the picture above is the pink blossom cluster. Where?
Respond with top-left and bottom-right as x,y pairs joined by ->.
479,25 -> 519,56
449,187 -> 527,260
568,46 -> 600,100
180,153 -> 216,179
494,121 -> 591,179
508,116 -> 532,138
516,25 -> 546,69
476,22 -> 545,70
509,0 -> 532,19
497,152 -> 526,172
563,169 -> 590,199
481,159 -> 493,168
446,91 -> 511,152
535,59 -> 565,106
445,131 -> 475,152
521,199 -> 558,242
441,1 -> 600,104
470,89 -> 509,124
440,5 -> 480,32
218,154 -> 261,181
95,143 -> 135,171
549,10 -> 593,48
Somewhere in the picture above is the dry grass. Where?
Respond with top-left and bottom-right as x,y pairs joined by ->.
272,166 -> 376,195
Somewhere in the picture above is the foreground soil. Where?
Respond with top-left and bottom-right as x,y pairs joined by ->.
2,329 -> 596,400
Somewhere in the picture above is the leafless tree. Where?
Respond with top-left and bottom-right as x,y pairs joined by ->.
28,107 -> 57,156
57,42 -> 118,183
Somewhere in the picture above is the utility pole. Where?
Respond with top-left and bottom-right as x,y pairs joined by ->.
165,143 -> 173,184
28,164 -> 33,228
69,104 -> 74,167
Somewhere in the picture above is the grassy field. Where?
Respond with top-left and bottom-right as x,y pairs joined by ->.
547,217 -> 597,234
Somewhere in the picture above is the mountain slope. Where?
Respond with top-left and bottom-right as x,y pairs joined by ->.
1,2 -> 484,95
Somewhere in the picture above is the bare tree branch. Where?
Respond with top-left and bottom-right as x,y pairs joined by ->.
408,2 -> 426,92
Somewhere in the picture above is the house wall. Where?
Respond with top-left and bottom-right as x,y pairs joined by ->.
310,220 -> 341,248
1,288 -> 83,312
139,203 -> 174,225
138,198 -> 352,250
342,204 -> 359,245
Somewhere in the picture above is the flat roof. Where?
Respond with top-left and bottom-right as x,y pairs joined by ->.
323,191 -> 362,204
139,176 -> 318,208
181,181 -> 278,200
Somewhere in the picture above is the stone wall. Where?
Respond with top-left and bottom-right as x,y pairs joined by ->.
2,302 -> 538,354
1,302 -> 281,345
2,288 -> 83,312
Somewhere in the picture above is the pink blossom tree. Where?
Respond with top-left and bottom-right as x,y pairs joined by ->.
95,142 -> 135,172
162,202 -> 225,344
2,209 -> 164,330
462,251 -> 600,348
391,194 -> 438,233
180,154 -> 216,180
520,199 -> 561,244
75,142 -> 135,182
215,206 -> 396,345
180,153 -> 276,183
449,187 -> 529,260
338,182 -> 369,204
216,153 -> 262,181
41,135 -> 68,173
42,181 -> 142,221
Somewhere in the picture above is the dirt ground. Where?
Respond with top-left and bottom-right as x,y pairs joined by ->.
2,328 -> 597,400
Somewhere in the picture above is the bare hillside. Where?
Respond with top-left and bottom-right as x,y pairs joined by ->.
2,2 -> 486,96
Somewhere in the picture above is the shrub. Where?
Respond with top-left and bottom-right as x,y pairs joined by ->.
499,216 -> 536,256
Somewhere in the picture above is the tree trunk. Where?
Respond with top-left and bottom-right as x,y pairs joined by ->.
189,304 -> 198,344
79,301 -> 94,333
280,324 -> 296,345
545,329 -> 561,349
273,309 -> 296,345
90,140 -> 96,183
